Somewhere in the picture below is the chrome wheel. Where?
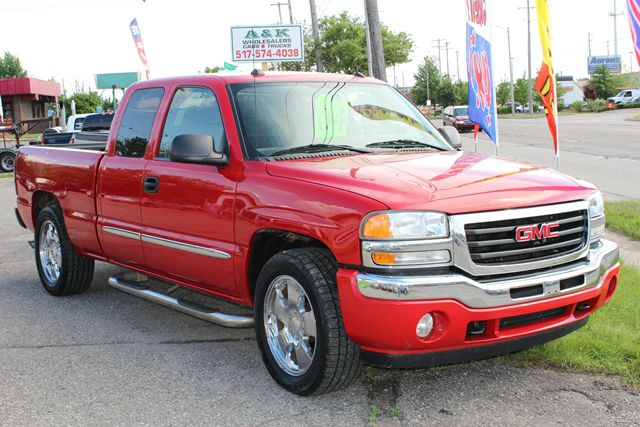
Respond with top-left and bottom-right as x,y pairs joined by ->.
263,275 -> 317,376
39,220 -> 62,284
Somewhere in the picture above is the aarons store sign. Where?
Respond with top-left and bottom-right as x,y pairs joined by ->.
231,25 -> 304,63
588,55 -> 621,74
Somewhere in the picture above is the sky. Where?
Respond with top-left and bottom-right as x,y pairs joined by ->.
1,0 -> 637,96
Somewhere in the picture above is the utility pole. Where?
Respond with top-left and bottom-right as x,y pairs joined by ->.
364,0 -> 373,76
432,38 -> 444,75
607,40 -> 610,55
309,0 -> 324,72
271,2 -> 286,24
507,27 -> 515,117
444,42 -> 455,76
526,0 -> 533,114
365,0 -> 387,81
610,0 -> 623,58
455,50 -> 460,81
287,0 -> 293,24
587,32 -> 592,57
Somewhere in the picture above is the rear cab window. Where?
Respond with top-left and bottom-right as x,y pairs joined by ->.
115,88 -> 164,158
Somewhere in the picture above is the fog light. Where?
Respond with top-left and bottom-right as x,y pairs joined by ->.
416,313 -> 434,338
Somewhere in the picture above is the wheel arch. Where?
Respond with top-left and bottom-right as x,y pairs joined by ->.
245,228 -> 334,301
31,190 -> 59,225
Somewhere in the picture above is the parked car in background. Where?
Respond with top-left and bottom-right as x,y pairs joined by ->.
41,114 -> 92,145
443,105 -> 474,131
502,102 -> 522,113
607,89 -> 640,105
69,113 -> 113,148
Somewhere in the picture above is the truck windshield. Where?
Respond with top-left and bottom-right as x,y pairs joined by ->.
230,81 -> 451,158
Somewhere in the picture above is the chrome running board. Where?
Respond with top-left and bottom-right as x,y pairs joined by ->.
107,273 -> 254,329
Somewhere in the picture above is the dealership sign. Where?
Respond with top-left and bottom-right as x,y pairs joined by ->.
588,55 -> 621,74
231,25 -> 304,63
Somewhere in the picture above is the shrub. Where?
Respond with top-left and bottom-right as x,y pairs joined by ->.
592,99 -> 607,113
617,102 -> 640,110
497,105 -> 512,114
571,101 -> 584,112
557,101 -> 565,111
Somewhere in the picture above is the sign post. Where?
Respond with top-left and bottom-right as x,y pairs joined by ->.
230,25 -> 304,64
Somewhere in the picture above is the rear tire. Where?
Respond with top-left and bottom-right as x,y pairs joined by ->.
254,248 -> 362,395
0,152 -> 15,173
34,204 -> 94,296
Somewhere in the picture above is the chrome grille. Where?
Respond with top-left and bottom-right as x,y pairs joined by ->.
465,210 -> 588,265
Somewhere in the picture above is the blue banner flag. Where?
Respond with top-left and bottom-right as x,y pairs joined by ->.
466,1 -> 499,149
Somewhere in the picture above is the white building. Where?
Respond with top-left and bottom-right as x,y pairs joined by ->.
557,76 -> 584,105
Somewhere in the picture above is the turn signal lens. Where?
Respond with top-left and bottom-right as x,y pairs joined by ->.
362,213 -> 392,238
371,252 -> 397,265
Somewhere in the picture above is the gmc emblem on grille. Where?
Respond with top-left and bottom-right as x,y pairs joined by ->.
515,222 -> 560,242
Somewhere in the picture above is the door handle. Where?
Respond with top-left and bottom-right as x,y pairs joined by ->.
143,176 -> 159,193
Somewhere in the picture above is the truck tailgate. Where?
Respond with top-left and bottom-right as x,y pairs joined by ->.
15,145 -> 106,259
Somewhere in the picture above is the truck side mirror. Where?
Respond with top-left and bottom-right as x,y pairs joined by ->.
438,126 -> 462,149
169,134 -> 229,166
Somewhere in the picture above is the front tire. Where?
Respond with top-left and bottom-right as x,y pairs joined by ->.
254,248 -> 362,395
34,204 -> 95,296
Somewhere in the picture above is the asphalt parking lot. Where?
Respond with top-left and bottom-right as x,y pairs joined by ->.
1,109 -> 640,425
460,109 -> 640,201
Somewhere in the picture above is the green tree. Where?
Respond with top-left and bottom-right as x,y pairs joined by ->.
318,12 -> 413,74
0,51 -> 27,78
496,81 -> 511,105
454,80 -> 469,106
61,92 -> 103,115
412,56 -> 441,105
203,65 -> 224,73
437,76 -> 456,107
589,65 -> 617,99
513,75 -> 529,104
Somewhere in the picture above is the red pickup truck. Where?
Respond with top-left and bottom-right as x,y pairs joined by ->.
15,72 -> 620,395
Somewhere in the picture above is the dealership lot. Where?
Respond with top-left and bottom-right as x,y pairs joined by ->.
461,109 -> 640,201
2,108 -> 640,426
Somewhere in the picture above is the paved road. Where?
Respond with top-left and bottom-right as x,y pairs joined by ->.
459,109 -> 640,201
1,180 -> 639,425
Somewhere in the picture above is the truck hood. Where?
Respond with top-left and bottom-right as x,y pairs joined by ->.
265,151 -> 596,214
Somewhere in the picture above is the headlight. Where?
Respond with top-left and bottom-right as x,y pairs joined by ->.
361,211 -> 449,240
587,191 -> 605,243
588,191 -> 604,218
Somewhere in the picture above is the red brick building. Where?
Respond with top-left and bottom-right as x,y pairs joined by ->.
0,77 -> 61,133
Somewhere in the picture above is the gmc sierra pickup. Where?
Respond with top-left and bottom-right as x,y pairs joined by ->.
15,72 -> 620,396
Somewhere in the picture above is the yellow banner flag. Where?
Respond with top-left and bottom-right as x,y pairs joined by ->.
535,0 -> 559,162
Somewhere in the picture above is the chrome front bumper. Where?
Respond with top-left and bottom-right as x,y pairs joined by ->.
356,239 -> 619,308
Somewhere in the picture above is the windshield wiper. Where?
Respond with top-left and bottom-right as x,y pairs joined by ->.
366,139 -> 446,151
270,144 -> 372,156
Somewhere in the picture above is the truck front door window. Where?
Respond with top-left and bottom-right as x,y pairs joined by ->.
158,86 -> 225,158
115,88 -> 164,158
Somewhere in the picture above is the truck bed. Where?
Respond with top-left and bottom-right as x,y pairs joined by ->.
15,145 -> 106,258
